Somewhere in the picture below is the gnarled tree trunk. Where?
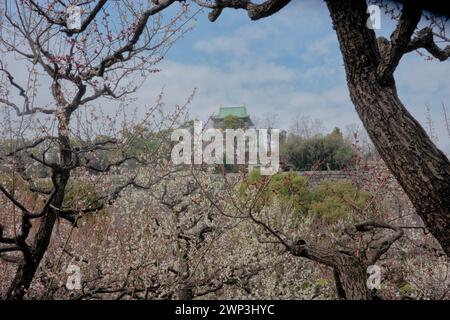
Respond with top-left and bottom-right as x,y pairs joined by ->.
332,254 -> 371,300
6,81 -> 73,300
6,173 -> 69,299
292,243 -> 371,300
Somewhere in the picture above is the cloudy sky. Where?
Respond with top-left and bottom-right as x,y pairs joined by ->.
135,0 -> 450,152
2,1 -> 448,152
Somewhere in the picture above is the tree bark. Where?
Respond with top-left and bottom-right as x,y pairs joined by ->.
5,173 -> 69,299
325,0 -> 450,256
332,254 -> 370,300
6,81 -> 73,300
292,243 -> 371,299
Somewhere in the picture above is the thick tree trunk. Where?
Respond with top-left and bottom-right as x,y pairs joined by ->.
333,254 -> 371,300
292,244 -> 371,299
5,172 -> 69,300
174,209 -> 194,300
6,94 -> 73,299
325,0 -> 450,256
176,249 -> 194,300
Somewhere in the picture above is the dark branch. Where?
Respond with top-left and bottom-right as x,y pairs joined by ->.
193,0 -> 292,22
405,27 -> 450,61
377,3 -> 422,83
353,220 -> 404,265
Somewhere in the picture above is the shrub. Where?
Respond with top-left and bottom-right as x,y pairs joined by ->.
222,115 -> 245,129
0,174 -> 105,218
241,171 -> 375,223
283,127 -> 353,171
240,171 -> 311,213
309,180 -> 372,221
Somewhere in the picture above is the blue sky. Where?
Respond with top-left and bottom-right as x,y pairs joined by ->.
136,0 -> 450,152
2,1 -> 447,152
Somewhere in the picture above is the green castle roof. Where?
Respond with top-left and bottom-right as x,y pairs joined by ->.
215,106 -> 249,119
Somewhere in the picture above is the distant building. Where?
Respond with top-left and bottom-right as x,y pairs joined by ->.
212,106 -> 254,129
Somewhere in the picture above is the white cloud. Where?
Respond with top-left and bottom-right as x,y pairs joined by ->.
192,24 -> 276,58
136,59 -> 357,132
302,34 -> 338,61
193,36 -> 251,57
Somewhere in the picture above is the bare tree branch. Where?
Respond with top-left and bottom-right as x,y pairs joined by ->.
405,27 -> 450,61
192,0 -> 292,22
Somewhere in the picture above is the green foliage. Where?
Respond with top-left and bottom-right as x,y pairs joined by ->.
0,175 -> 104,217
91,127 -> 165,170
123,127 -> 159,158
34,178 -> 105,214
315,278 -> 329,288
240,171 -> 311,213
69,138 -> 83,149
241,171 -> 373,222
63,180 -> 103,209
399,282 -> 415,296
309,180 -> 371,221
0,174 -> 39,204
222,115 -> 245,129
282,127 -> 353,171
